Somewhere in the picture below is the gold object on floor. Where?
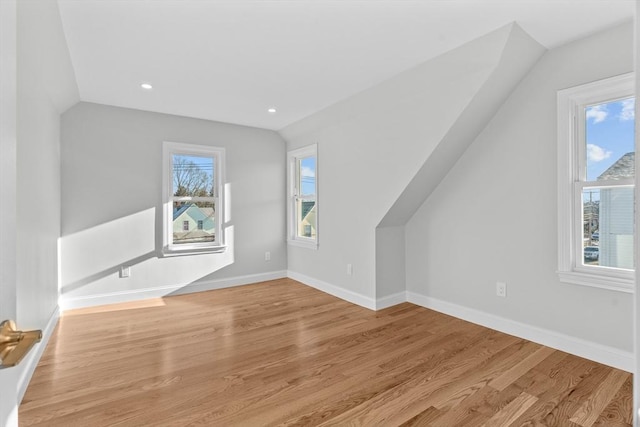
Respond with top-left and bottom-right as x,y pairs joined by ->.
0,319 -> 42,369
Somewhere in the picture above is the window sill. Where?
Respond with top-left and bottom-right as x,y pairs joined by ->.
558,270 -> 634,294
287,239 -> 318,250
162,245 -> 227,257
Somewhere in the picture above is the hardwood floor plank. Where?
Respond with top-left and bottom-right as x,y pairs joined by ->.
593,376 -> 633,426
488,345 -> 555,391
18,278 -> 633,426
543,363 -> 613,425
481,391 -> 538,427
569,369 -> 631,427
509,356 -> 604,425
314,332 -> 521,425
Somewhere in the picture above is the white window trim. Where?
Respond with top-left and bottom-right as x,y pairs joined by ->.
557,73 -> 635,293
162,141 -> 226,256
287,144 -> 318,250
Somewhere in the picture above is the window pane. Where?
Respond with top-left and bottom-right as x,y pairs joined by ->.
296,155 -> 316,239
172,201 -> 215,245
299,156 -> 316,197
582,187 -> 634,269
173,154 -> 214,196
585,97 -> 635,181
296,199 -> 316,238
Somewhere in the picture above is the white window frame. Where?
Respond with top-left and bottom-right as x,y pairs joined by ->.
557,73 -> 635,293
287,144 -> 318,249
162,141 -> 226,256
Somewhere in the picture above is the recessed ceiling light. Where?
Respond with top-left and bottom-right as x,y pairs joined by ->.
267,108 -> 277,114
141,83 -> 153,90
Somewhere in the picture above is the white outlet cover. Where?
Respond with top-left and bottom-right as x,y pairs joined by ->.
496,282 -> 506,297
120,266 -> 131,278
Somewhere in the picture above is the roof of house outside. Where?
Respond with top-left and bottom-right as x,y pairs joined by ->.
597,152 -> 634,181
173,203 -> 215,221
301,201 -> 315,220
173,204 -> 192,220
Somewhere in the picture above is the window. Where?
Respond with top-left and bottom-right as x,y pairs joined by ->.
557,73 -> 635,292
287,144 -> 318,249
162,141 -> 226,255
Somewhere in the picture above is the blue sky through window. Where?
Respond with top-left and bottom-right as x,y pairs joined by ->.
300,156 -> 316,196
585,97 -> 635,181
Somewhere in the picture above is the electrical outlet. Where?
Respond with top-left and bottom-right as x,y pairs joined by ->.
120,266 -> 131,278
347,264 -> 353,276
265,251 -> 271,261
496,282 -> 506,297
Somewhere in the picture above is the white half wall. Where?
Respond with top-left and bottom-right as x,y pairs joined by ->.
375,226 -> 406,299
0,2 -> 19,425
634,1 -> 639,423
406,22 -> 635,354
60,103 -> 287,305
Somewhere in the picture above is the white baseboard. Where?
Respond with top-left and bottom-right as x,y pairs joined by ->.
407,291 -> 634,373
59,270 -> 288,311
17,306 -> 59,403
287,270 -> 376,310
376,291 -> 407,310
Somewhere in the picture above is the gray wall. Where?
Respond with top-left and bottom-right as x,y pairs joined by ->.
406,22 -> 634,352
280,24 -> 526,300
60,102 -> 286,301
16,0 -> 79,329
1,1 -> 78,425
1,0 -> 18,325
375,226 -> 405,299
0,1 -> 19,425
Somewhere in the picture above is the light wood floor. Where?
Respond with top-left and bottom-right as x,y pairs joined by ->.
20,278 -> 633,426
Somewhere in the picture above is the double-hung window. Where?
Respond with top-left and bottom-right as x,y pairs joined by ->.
287,144 -> 318,249
162,141 -> 226,255
557,73 -> 635,292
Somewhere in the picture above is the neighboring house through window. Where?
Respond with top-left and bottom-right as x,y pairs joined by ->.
287,144 -> 318,249
162,141 -> 226,255
557,73 -> 635,292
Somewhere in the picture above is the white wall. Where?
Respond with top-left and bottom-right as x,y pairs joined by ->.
0,2 -> 19,425
16,0 -> 79,329
280,23 -> 543,302
1,1 -> 79,425
634,1 -> 639,423
1,0 -> 18,324
60,102 -> 286,307
406,22 -> 634,353
375,226 -> 405,299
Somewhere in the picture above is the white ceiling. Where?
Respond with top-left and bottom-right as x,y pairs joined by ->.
57,0 -> 635,131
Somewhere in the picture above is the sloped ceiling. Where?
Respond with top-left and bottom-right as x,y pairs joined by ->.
57,0 -> 634,130
378,23 -> 546,227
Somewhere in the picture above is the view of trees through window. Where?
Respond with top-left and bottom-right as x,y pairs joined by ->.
582,97 -> 635,269
172,154 -> 216,244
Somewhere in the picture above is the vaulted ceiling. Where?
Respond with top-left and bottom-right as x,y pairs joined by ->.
57,0 -> 634,130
